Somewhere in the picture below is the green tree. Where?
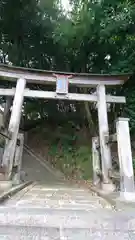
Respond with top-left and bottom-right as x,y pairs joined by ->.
1,0 -> 135,135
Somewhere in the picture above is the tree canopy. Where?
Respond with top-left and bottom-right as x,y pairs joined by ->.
1,0 -> 135,135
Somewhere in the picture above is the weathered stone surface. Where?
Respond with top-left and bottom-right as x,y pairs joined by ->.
0,148 -> 134,239
0,173 -> 5,181
0,181 -> 12,191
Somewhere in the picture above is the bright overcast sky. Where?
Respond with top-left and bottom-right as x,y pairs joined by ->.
61,0 -> 70,9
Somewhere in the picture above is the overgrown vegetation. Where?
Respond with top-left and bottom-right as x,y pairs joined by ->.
1,0 -> 135,179
27,123 -> 92,180
48,144 -> 92,180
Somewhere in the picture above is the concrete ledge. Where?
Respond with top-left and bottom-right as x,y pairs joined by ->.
119,192 -> 135,202
0,181 -> 12,191
90,186 -> 117,210
0,181 -> 33,204
90,186 -> 135,210
101,182 -> 116,193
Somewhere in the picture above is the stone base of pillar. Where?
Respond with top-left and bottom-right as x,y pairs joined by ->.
101,182 -> 116,193
0,173 -> 6,181
12,173 -> 21,185
118,192 -> 135,202
93,179 -> 101,187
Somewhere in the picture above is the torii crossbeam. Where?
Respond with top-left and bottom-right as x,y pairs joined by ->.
0,64 -> 131,186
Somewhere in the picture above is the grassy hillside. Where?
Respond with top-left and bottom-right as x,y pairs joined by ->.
26,123 -> 92,181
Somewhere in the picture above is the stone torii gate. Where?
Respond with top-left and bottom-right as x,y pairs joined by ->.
0,64 -> 131,191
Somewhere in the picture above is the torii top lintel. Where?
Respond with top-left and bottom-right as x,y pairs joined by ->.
0,64 -> 131,87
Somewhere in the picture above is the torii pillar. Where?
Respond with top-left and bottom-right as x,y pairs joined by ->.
2,78 -> 26,180
97,84 -> 115,191
3,96 -> 12,130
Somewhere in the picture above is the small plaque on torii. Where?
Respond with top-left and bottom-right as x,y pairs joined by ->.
54,74 -> 70,95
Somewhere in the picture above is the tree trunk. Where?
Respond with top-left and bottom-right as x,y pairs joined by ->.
84,101 -> 96,137
79,87 -> 97,137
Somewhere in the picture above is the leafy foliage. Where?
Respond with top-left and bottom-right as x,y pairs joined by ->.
1,0 -> 135,176
28,124 -> 92,180
49,144 -> 92,180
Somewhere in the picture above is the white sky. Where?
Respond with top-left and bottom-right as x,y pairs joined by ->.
61,0 -> 70,10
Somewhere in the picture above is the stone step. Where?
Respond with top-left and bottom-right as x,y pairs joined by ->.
13,201 -> 108,210
0,225 -> 131,239
29,186 -> 92,192
16,193 -> 98,200
3,184 -> 110,209
4,194 -> 111,209
0,208 -> 133,240
0,207 -> 114,228
0,206 -> 131,230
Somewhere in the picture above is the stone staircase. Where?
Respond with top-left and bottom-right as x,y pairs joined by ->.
0,148 -> 133,239
0,182 -> 118,239
0,182 -> 134,239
